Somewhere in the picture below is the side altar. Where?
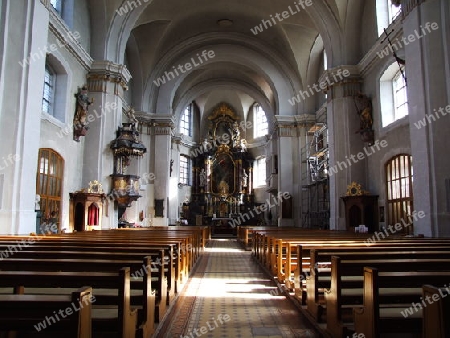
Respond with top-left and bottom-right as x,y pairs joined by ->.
181,104 -> 260,233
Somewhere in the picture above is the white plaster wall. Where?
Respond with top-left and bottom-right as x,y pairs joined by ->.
0,0 -> 49,234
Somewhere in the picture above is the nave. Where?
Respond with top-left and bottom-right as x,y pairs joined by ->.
156,239 -> 318,338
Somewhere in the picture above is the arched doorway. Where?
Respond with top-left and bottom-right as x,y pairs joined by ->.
36,148 -> 64,234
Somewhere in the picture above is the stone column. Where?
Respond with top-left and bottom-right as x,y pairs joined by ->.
274,116 -> 299,227
319,66 -> 366,230
84,61 -> 131,229
151,115 -> 174,226
402,0 -> 450,236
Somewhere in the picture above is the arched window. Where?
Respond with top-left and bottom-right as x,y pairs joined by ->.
42,64 -> 56,116
42,55 -> 69,124
180,104 -> 192,136
36,149 -> 64,233
253,157 -> 266,187
179,155 -> 191,185
254,104 -> 268,138
385,154 -> 414,233
380,63 -> 408,127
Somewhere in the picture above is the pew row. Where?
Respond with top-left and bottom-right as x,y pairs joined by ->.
0,286 -> 93,338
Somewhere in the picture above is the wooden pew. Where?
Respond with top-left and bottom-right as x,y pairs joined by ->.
3,268 -> 137,338
0,238 -> 181,301
0,286 -> 93,338
0,257 -> 157,336
422,285 -> 450,338
295,244 -> 450,306
332,262 -> 450,338
352,267 -> 446,338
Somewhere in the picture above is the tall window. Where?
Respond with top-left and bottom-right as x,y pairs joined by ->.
50,0 -> 62,13
393,70 -> 408,120
180,105 -> 192,136
323,50 -> 328,70
179,155 -> 191,185
380,63 -> 408,127
36,149 -> 64,233
254,104 -> 268,138
254,157 -> 266,187
386,154 -> 414,233
376,0 -> 402,36
42,64 -> 56,116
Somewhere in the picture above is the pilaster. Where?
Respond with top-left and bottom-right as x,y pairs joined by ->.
274,116 -> 299,227
83,60 -> 131,229
0,0 -> 49,234
137,114 -> 174,226
320,66 -> 367,230
402,0 -> 450,236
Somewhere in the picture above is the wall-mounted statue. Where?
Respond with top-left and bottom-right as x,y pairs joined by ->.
199,168 -> 207,187
354,92 -> 374,146
73,86 -> 93,142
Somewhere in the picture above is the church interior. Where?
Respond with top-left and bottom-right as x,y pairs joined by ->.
0,0 -> 449,337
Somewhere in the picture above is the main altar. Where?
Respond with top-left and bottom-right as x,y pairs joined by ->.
181,103 -> 259,233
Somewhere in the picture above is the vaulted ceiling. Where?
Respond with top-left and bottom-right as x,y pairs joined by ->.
87,0 -> 369,123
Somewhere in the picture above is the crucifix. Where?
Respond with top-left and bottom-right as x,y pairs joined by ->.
382,28 -> 407,85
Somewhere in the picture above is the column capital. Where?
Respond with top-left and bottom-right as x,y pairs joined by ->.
294,114 -> 317,128
318,65 -> 362,99
134,114 -> 175,135
274,116 -> 298,137
87,61 -> 132,93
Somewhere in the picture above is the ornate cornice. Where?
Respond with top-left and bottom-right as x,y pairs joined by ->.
318,66 -> 362,99
274,116 -> 298,137
87,61 -> 132,94
294,114 -> 317,128
134,113 -> 175,136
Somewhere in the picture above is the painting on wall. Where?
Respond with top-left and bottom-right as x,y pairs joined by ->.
211,153 -> 235,196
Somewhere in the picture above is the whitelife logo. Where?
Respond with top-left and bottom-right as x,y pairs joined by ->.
153,50 -> 216,87
250,0 -> 313,35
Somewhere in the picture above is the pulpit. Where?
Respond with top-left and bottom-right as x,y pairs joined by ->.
341,195 -> 379,232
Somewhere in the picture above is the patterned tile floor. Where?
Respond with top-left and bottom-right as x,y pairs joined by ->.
156,239 -> 320,338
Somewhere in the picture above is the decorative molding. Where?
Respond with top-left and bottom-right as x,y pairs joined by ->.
87,61 -> 132,95
294,114 -> 317,128
134,113 -> 175,136
317,65 -> 362,99
47,6 -> 93,71
274,116 -> 298,137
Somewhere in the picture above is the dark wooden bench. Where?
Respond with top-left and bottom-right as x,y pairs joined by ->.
327,258 -> 450,337
253,243 -> 450,304
0,287 -> 93,338
0,268 -> 138,338
353,267 -> 450,338
422,284 -> 450,338
0,256 -> 160,335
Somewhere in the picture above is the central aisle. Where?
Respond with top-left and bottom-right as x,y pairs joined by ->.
156,239 -> 319,337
